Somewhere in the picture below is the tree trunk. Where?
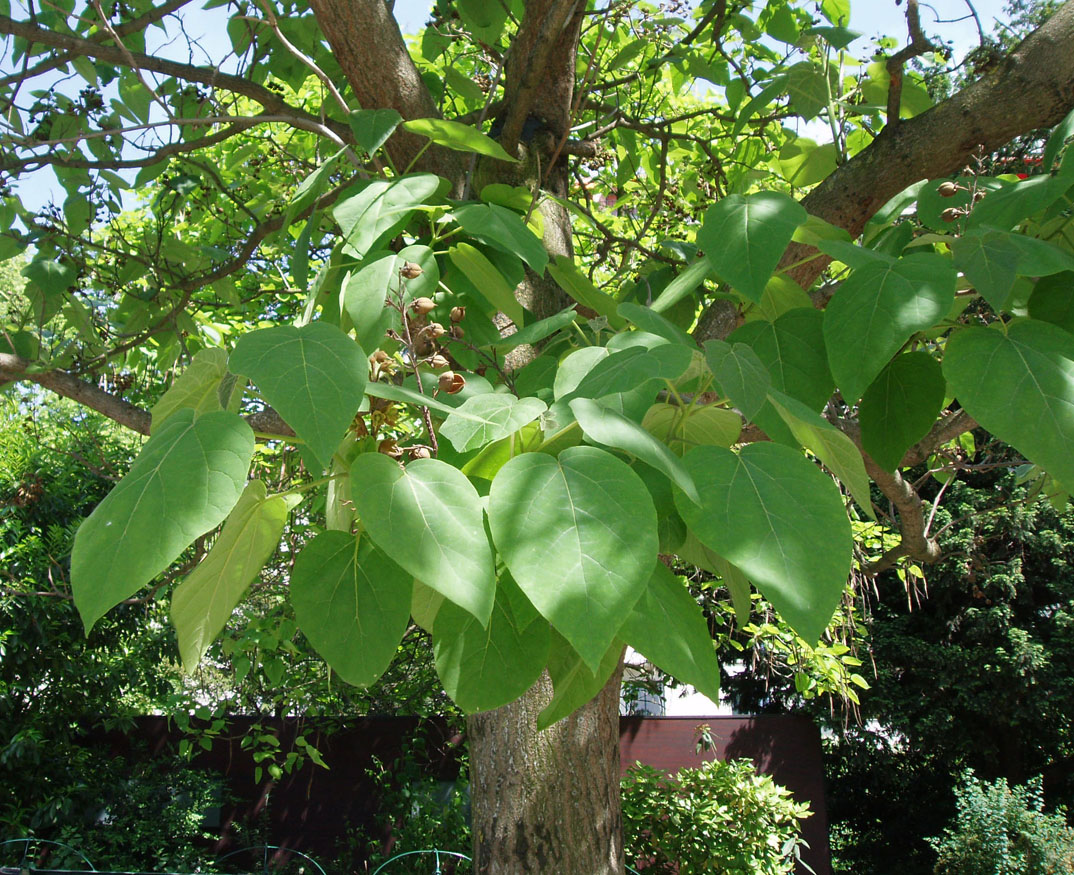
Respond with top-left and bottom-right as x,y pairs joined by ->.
467,662 -> 626,875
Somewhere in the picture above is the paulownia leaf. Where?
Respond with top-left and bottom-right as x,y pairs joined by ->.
72,410 -> 254,632
433,578 -> 550,713
697,192 -> 807,302
675,443 -> 853,643
403,117 -> 517,162
481,307 -> 578,352
824,252 -> 956,402
351,453 -> 496,624
547,256 -> 626,328
570,344 -> 693,400
290,531 -> 412,688
951,230 -> 1021,312
1028,272 -> 1074,334
859,351 -> 946,471
333,174 -> 444,258
569,397 -> 699,503
229,323 -> 367,470
648,258 -> 715,314
488,446 -> 657,670
619,562 -> 720,702
703,340 -> 771,422
676,529 -> 752,624
538,632 -> 623,730
440,393 -> 547,452
150,348 -> 231,432
618,302 -> 696,347
768,390 -> 875,518
641,403 -> 742,455
451,203 -> 547,273
729,307 -> 833,410
448,242 -> 524,326
171,480 -> 299,671
943,320 -> 1074,490
349,108 -> 402,155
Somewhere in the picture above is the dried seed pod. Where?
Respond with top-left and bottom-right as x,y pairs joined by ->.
411,296 -> 436,315
438,371 -> 466,394
408,446 -> 432,460
378,438 -> 402,457
450,324 -> 465,339
428,353 -> 451,369
937,181 -> 961,198
400,261 -> 424,279
941,207 -> 965,223
449,305 -> 466,323
372,350 -> 391,364
424,322 -> 447,338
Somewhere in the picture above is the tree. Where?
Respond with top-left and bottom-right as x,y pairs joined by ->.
3,1 -> 1074,872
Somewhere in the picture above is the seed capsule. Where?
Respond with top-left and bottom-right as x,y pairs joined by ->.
411,296 -> 436,315
400,261 -> 424,279
449,305 -> 466,323
941,207 -> 965,222
438,371 -> 466,394
937,181 -> 961,198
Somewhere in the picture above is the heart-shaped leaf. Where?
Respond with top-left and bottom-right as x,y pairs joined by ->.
433,578 -> 550,713
824,252 -> 956,401
944,320 -> 1074,490
619,562 -> 720,702
440,393 -> 547,452
859,351 -> 946,471
675,443 -> 852,643
538,632 -> 623,730
230,323 -> 367,470
450,203 -> 547,273
641,403 -> 742,455
403,117 -> 517,162
333,174 -> 444,259
72,410 -> 254,632
697,192 -> 807,302
150,348 -> 232,432
488,446 -> 657,670
349,108 -> 403,155
290,531 -> 412,688
172,480 -> 299,671
351,453 -> 496,624
703,340 -> 771,422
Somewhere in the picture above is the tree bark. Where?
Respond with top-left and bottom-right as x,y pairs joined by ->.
468,663 -> 626,875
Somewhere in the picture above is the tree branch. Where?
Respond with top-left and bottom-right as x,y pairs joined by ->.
0,13 -> 352,143
0,353 -> 295,438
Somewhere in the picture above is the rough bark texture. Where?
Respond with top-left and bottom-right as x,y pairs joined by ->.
468,663 -> 626,875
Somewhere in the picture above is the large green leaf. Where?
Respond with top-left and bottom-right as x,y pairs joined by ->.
618,302 -> 696,346
943,320 -> 1074,490
341,253 -> 396,351
348,108 -> 402,155
433,578 -> 551,713
440,393 -> 547,452
332,174 -> 444,258
824,253 -> 956,402
703,340 -> 771,422
697,192 -> 807,303
351,453 -> 496,624
674,443 -> 853,643
448,242 -> 524,326
570,344 -> 692,399
619,562 -> 720,702
230,323 -> 366,469
641,403 -> 742,455
72,410 -> 254,632
729,308 -> 833,410
150,348 -> 233,432
171,480 -> 299,671
290,531 -> 413,688
1028,272 -> 1074,334
569,397 -> 699,503
538,632 -> 623,730
451,203 -> 548,274
403,117 -> 517,162
966,175 -> 1073,231
768,390 -> 874,519
21,259 -> 77,297
951,230 -> 1020,312
859,351 -> 946,471
488,446 -> 657,670
547,256 -> 626,328
648,258 -> 715,314
482,307 -> 578,352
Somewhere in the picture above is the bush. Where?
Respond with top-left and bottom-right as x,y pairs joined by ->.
621,759 -> 812,874
928,771 -> 1074,874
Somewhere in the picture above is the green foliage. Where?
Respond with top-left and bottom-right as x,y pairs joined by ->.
928,772 -> 1074,875
621,759 -> 812,874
